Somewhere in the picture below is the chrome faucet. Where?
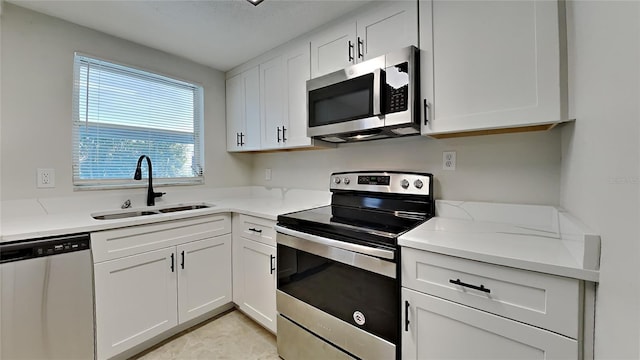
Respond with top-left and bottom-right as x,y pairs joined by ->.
134,155 -> 165,206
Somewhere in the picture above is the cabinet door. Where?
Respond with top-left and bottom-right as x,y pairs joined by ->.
310,20 -> 357,78
419,0 -> 434,134
226,66 -> 261,151
260,56 -> 285,149
242,66 -> 261,150
401,288 -> 578,360
226,73 -> 244,151
282,43 -> 312,148
94,248 -> 178,360
177,234 -> 232,324
356,1 -> 418,61
237,237 -> 277,333
423,0 -> 563,135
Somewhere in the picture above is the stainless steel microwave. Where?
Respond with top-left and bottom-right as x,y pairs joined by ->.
307,46 -> 420,143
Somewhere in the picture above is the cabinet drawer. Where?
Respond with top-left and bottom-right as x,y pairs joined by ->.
401,248 -> 580,338
401,287 -> 578,360
92,213 -> 231,263
236,214 -> 276,246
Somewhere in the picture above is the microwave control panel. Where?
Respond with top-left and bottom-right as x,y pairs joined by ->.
384,62 -> 409,114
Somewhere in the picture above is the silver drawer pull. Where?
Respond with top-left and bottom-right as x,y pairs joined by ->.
449,278 -> 491,293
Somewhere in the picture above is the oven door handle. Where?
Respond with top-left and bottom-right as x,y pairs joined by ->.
275,225 -> 395,260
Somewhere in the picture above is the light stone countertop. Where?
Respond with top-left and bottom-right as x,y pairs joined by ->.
399,201 -> 601,282
0,186 -> 331,243
1,190 -> 600,282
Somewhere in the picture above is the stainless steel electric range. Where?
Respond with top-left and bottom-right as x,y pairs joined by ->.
275,171 -> 435,360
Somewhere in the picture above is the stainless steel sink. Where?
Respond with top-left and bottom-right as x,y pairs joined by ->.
92,203 -> 213,220
158,204 -> 210,213
92,211 -> 159,220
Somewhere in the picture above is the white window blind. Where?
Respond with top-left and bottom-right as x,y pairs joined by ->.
72,53 -> 204,188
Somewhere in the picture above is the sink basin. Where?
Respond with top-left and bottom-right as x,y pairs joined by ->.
92,211 -> 159,220
92,203 -> 213,220
158,204 -> 210,213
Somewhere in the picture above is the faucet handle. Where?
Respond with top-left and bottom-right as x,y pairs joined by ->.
121,199 -> 132,209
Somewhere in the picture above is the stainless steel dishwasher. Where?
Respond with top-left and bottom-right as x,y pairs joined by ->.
1,233 -> 95,359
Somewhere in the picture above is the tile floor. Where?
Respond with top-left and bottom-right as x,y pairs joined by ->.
132,310 -> 279,360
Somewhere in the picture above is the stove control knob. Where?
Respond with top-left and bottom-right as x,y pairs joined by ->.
334,177 -> 341,184
414,179 -> 424,189
400,179 -> 410,189
343,177 -> 351,185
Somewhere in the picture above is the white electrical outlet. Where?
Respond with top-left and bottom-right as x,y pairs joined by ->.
443,151 -> 456,171
37,168 -> 56,188
265,168 -> 272,181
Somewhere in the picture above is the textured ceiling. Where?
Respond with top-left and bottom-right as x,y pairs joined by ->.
7,0 -> 372,71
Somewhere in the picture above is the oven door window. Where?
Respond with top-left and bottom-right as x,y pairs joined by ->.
277,243 -> 397,344
308,73 -> 374,127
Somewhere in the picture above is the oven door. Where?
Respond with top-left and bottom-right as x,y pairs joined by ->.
276,226 -> 398,360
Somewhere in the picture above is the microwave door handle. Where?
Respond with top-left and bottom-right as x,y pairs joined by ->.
373,68 -> 383,116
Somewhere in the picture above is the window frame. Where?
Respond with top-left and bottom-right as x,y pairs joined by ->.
71,52 -> 205,190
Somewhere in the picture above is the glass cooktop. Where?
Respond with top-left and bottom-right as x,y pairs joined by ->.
277,204 -> 428,250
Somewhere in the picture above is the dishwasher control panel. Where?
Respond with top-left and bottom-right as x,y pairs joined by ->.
35,237 -> 90,256
0,233 -> 90,263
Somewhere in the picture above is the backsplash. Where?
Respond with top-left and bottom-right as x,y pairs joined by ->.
251,130 -> 562,206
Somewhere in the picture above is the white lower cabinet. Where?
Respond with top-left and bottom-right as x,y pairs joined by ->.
232,214 -> 277,333
237,237 -> 277,332
94,248 -> 178,360
177,236 -> 232,323
401,288 -> 577,360
93,215 -> 232,360
400,248 -> 583,360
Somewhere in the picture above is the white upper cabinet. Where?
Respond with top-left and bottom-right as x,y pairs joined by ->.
356,1 -> 419,61
260,43 -> 313,150
260,56 -> 285,149
420,0 -> 567,137
226,66 -> 261,151
310,21 -> 357,79
282,44 -> 313,148
311,1 -> 418,78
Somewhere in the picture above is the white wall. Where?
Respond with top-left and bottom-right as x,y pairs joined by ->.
252,131 -> 562,205
562,1 -> 640,358
0,4 -> 252,201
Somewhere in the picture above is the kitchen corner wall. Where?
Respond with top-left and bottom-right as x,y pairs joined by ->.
0,4 -> 253,201
252,130 -> 562,205
562,1 -> 640,358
